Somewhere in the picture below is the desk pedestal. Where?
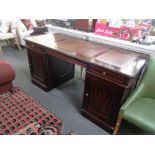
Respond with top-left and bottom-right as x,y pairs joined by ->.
27,48 -> 75,91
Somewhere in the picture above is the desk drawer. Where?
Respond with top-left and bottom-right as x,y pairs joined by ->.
27,42 -> 46,53
88,65 -> 126,85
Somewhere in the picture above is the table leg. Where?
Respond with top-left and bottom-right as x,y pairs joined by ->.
14,38 -> 21,50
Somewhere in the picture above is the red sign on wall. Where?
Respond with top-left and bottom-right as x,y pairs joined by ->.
95,22 -> 120,38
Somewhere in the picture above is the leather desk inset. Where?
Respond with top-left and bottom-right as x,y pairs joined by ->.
25,33 -> 149,133
95,51 -> 137,69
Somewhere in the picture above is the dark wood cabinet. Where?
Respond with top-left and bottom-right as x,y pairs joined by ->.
27,42 -> 75,91
82,71 -> 124,132
27,48 -> 51,91
82,70 -> 130,133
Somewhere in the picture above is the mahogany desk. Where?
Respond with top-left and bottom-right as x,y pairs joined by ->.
25,33 -> 149,133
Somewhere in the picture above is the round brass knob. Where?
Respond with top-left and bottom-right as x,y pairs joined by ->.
103,72 -> 106,75
85,93 -> 89,96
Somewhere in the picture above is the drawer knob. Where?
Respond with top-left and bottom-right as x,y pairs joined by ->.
103,72 -> 106,75
85,93 -> 89,96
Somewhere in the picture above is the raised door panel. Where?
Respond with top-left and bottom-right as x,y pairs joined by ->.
27,49 -> 47,82
83,72 -> 124,127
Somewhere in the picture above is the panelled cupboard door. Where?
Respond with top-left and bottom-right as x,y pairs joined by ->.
27,49 -> 48,82
83,71 -> 124,127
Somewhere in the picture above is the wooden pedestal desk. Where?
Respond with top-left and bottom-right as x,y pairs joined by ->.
25,33 -> 149,134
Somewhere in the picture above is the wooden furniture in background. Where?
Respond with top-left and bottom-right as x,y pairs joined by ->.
25,33 -> 149,133
75,19 -> 97,32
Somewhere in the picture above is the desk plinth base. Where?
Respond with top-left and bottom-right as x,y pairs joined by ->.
31,72 -> 75,92
81,109 -> 114,134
